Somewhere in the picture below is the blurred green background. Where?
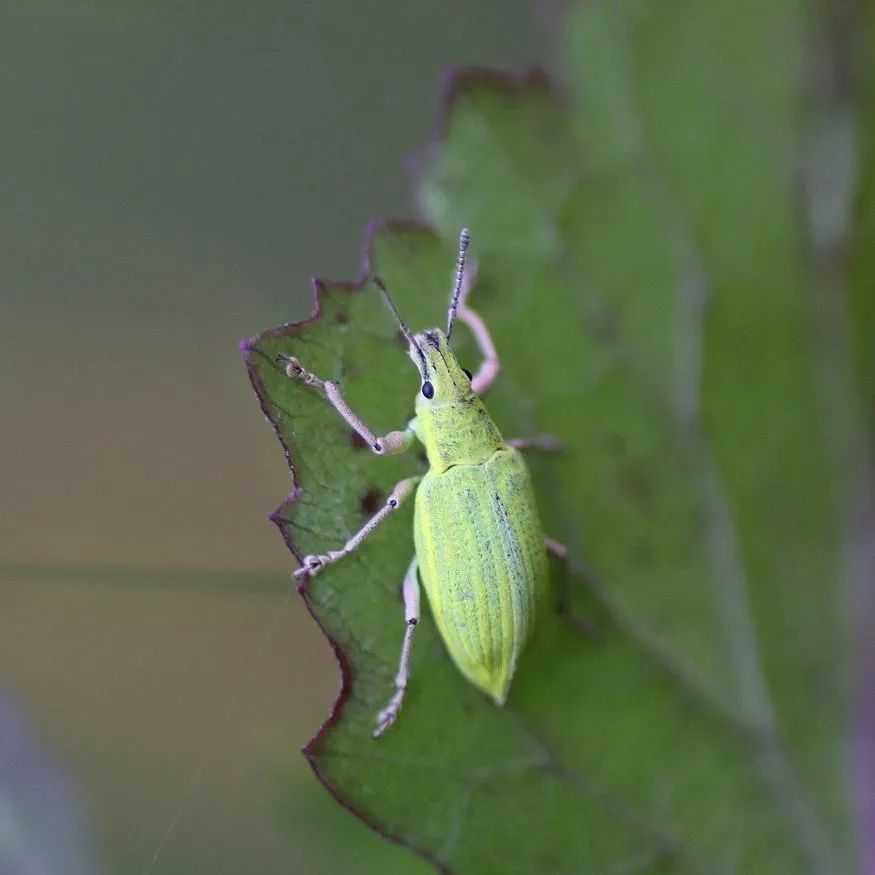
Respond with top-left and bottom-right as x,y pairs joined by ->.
0,3 -> 554,873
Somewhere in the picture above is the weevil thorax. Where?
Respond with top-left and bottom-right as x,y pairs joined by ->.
408,328 -> 503,474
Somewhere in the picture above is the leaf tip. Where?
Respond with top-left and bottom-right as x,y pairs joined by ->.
434,64 -> 560,140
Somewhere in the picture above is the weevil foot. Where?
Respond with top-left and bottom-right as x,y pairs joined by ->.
294,548 -> 350,579
293,554 -> 327,579
373,690 -> 404,738
278,354 -> 324,388
277,354 -> 303,378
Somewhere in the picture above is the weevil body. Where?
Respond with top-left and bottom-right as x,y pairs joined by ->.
410,329 -> 548,704
285,229 -> 559,736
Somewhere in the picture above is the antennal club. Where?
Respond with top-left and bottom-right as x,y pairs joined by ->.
446,227 -> 471,340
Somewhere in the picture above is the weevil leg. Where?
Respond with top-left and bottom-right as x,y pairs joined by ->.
452,261 -> 501,396
507,435 -> 564,452
458,304 -> 500,395
374,556 -> 420,738
294,475 -> 421,579
278,355 -> 414,455
544,536 -> 568,559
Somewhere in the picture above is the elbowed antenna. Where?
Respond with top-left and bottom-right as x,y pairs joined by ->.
446,227 -> 471,340
374,275 -> 428,379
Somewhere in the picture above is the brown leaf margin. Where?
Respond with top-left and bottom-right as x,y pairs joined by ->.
240,66 -> 560,875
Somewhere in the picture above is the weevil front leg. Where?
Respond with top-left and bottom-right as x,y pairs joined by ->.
374,556 -> 420,738
451,259 -> 501,396
294,476 -> 421,579
279,355 -> 414,455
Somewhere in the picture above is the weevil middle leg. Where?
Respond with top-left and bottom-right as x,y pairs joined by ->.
373,555 -> 421,737
294,475 -> 421,579
507,435 -> 565,452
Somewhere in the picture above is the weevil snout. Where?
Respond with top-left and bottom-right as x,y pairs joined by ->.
407,328 -> 475,408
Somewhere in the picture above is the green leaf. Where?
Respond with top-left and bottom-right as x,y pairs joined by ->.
243,1 -> 869,871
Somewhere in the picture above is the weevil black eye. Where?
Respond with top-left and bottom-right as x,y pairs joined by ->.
421,381 -> 434,399
462,368 -> 473,381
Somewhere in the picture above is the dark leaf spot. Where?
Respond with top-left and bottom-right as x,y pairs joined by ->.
334,309 -> 349,324
360,487 -> 384,517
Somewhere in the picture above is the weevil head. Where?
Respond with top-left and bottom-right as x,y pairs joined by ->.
375,228 -> 502,471
407,328 -> 475,411
405,324 -> 503,471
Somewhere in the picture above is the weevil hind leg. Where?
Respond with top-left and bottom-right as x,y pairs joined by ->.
294,475 -> 421,580
278,354 -> 414,456
374,556 -> 421,738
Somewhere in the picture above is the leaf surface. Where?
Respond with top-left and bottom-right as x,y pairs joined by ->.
243,2 -> 871,871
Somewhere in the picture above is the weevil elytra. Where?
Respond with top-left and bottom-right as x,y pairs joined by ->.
285,229 -> 563,737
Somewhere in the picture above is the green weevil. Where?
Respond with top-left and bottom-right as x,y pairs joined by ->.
284,229 -> 564,736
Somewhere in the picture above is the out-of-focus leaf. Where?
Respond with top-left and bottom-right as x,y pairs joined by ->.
243,1 -> 870,871
846,3 -> 875,872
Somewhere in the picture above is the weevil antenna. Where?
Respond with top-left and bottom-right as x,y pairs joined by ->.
374,275 -> 429,379
446,227 -> 471,340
